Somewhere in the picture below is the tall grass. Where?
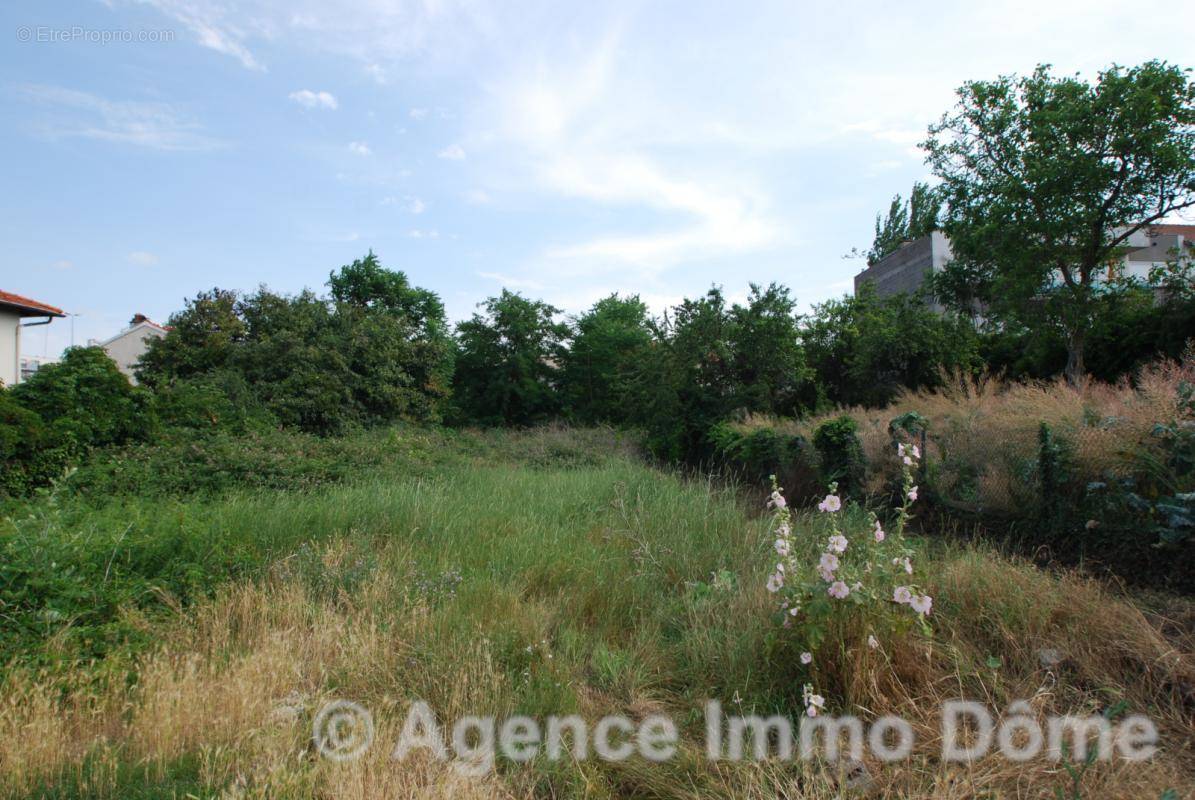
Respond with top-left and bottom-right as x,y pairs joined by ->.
1,429 -> 1192,798
734,354 -> 1194,513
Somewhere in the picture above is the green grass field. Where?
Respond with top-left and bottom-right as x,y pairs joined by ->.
1,426 -> 1192,798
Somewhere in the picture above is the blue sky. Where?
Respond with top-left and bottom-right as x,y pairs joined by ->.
3,0 -> 1193,358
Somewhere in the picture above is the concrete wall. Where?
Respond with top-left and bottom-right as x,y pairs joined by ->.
103,324 -> 167,383
853,232 -> 951,310
0,308 -> 20,387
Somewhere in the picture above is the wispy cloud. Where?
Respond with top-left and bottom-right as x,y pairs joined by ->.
127,251 -> 159,266
19,84 -> 219,151
476,271 -> 544,291
288,89 -> 338,110
409,107 -> 429,120
406,228 -> 439,239
138,0 -> 264,70
437,143 -> 466,160
348,141 -> 372,156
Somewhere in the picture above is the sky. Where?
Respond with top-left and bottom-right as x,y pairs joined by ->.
2,0 -> 1194,358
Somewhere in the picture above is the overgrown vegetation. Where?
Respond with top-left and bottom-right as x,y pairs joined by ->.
1,427 -> 1191,799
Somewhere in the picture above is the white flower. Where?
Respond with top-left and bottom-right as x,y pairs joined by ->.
827,534 -> 848,553
774,538 -> 790,556
909,594 -> 933,615
817,494 -> 841,513
828,581 -> 850,599
893,585 -> 913,604
867,635 -> 879,649
776,523 -> 791,538
911,444 -> 920,459
768,491 -> 787,509
766,573 -> 784,593
817,565 -> 835,582
873,521 -> 885,542
788,606 -> 799,616
819,552 -> 840,574
902,455 -> 913,466
800,651 -> 813,664
907,486 -> 919,502
893,556 -> 912,574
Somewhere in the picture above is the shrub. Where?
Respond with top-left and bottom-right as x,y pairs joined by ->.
0,392 -> 71,496
11,346 -> 151,451
813,415 -> 866,498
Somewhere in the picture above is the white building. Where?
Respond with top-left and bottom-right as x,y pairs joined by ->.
854,223 -> 1195,306
0,290 -> 64,387
94,314 -> 170,383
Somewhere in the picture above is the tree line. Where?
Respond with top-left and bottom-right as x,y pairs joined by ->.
1,59 -> 1193,493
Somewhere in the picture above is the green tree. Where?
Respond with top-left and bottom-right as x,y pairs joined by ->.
924,60 -> 1195,384
12,346 -> 150,451
802,284 -> 979,407
453,290 -> 568,426
561,294 -> 653,424
727,283 -> 812,416
136,288 -> 243,386
864,182 -> 940,265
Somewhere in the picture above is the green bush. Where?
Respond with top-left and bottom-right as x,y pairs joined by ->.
709,422 -> 822,504
11,346 -> 151,451
813,416 -> 866,498
0,392 -> 72,495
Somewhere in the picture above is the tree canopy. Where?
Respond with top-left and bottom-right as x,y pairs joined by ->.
924,60 -> 1195,383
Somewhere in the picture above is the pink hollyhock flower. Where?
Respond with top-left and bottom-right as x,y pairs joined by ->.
768,490 -> 787,509
828,581 -> 850,599
766,573 -> 783,593
817,494 -> 841,513
819,552 -> 840,574
893,585 -> 913,604
800,651 -> 813,664
774,538 -> 790,556
911,444 -> 920,459
873,521 -> 885,542
910,594 -> 933,615
907,486 -> 919,502
827,534 -> 848,553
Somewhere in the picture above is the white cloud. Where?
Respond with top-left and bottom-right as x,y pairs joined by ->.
464,189 -> 491,204
288,89 -> 338,110
127,251 -> 159,266
348,141 -> 372,156
409,107 -> 429,120
476,271 -> 543,291
138,0 -> 264,70
406,229 -> 440,239
19,84 -> 219,151
437,143 -> 466,160
408,198 -> 426,214
48,259 -> 73,271
365,64 -> 387,84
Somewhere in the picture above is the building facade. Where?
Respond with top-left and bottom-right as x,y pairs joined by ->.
0,290 -> 64,387
853,224 -> 1195,306
93,314 -> 169,383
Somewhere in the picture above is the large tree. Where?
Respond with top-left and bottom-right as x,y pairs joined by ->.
924,61 -> 1195,384
452,290 -> 568,426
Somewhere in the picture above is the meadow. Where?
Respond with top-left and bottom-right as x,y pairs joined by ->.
1,426 -> 1192,799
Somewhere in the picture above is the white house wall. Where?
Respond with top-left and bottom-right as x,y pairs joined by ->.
0,308 -> 20,387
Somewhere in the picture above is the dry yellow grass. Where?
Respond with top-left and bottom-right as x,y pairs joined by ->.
734,354 -> 1195,512
2,537 -> 1192,799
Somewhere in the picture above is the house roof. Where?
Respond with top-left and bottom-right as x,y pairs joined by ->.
1148,224 -> 1195,238
94,316 -> 171,348
0,290 -> 65,318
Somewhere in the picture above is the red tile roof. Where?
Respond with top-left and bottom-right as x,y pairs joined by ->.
0,290 -> 65,317
1149,224 -> 1195,238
